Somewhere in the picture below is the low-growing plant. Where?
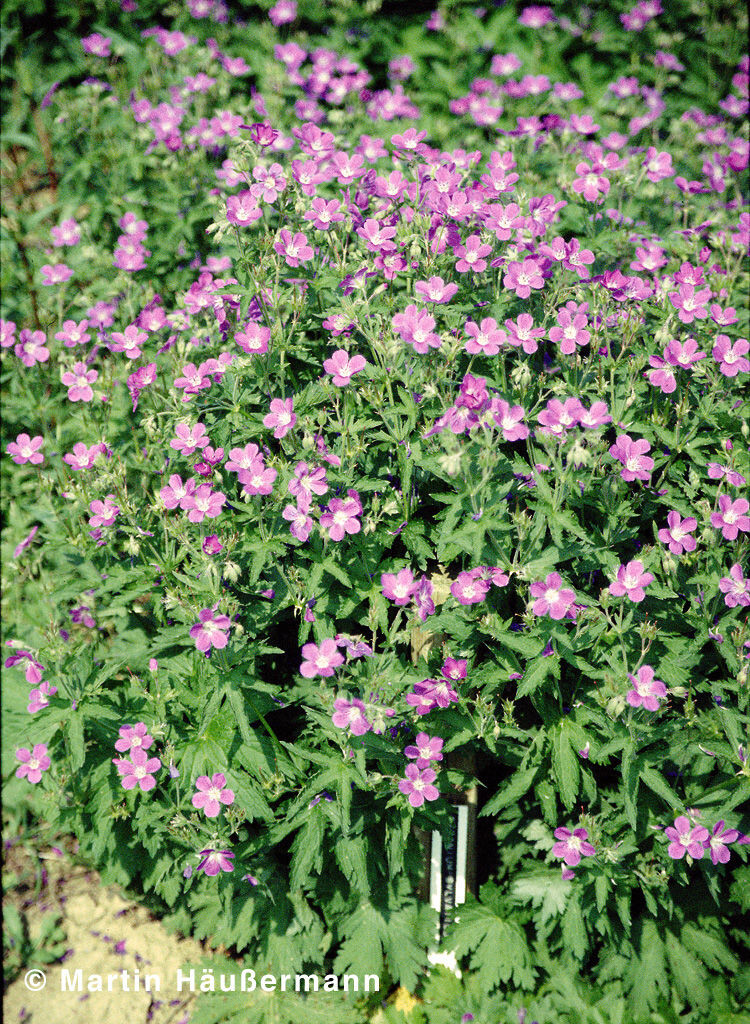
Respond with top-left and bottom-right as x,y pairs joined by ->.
2,1 -> 749,1021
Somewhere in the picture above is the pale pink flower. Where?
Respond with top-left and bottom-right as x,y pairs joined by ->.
323,349 -> 366,386
626,665 -> 667,710
263,397 -> 296,438
609,560 -> 654,603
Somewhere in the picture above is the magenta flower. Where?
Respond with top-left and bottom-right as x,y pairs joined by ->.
113,748 -> 162,791
51,218 -> 81,246
454,235 -> 492,274
381,568 -> 417,605
404,732 -> 444,770
664,816 -> 709,859
464,317 -> 504,355
88,494 -> 119,528
6,434 -> 44,465
288,461 -> 328,499
274,229 -> 313,267
668,283 -> 712,324
571,163 -> 610,202
226,191 -> 262,227
14,329 -> 49,366
718,564 -> 750,608
706,821 -> 739,865
491,399 -> 529,440
657,511 -> 697,555
55,318 -> 91,348
192,773 -> 235,817
81,32 -> 111,56
392,304 -> 441,354
503,257 -> 544,297
608,434 -> 654,482
712,335 -> 750,377
548,308 -> 590,354
263,397 -> 296,438
235,323 -> 270,355
189,607 -> 231,652
61,362 -> 98,402
609,560 -> 654,603
27,680 -> 56,714
170,422 -> 210,456
160,475 -> 196,510
414,276 -> 458,304
181,484 -> 226,522
537,397 -> 584,438
320,496 -> 361,541
202,534 -> 223,555
451,569 -> 490,605
15,744 -> 51,783
552,827 -> 595,866
646,356 -> 677,394
300,638 -> 344,678
269,0 -> 297,25
109,324 -> 147,359
323,349 -> 366,386
115,723 -> 154,753
14,526 -> 39,561
40,263 -> 73,285
626,665 -> 667,711
711,495 -> 750,540
529,573 -> 577,619
331,697 -> 371,736
239,459 -> 277,496
398,764 -> 440,807
197,849 -> 234,875
642,147 -> 674,182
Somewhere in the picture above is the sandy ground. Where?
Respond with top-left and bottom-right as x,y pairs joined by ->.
4,846 -> 210,1024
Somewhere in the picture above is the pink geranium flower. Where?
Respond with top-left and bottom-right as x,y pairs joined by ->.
657,511 -> 697,555
40,263 -> 73,285
414,276 -> 458,303
320,496 -> 361,541
491,399 -> 529,440
300,638 -> 344,678
189,607 -> 231,652
197,849 -> 234,875
710,495 -> 750,540
61,362 -> 98,402
398,764 -> 440,807
15,744 -> 51,783
192,773 -> 235,817
464,317 -> 504,355
263,397 -> 296,438
608,434 -> 654,482
529,573 -> 577,619
323,349 -> 366,386
552,827 -> 595,866
718,564 -> 750,607
6,434 -> 44,465
712,335 -> 750,376
15,329 -> 49,366
274,229 -> 313,267
609,560 -> 654,603
115,723 -> 154,753
113,748 -> 162,791
88,494 -> 119,528
626,665 -> 667,710
706,821 -> 739,865
404,732 -> 444,770
239,459 -> 277,496
51,218 -> 81,246
170,422 -> 210,456
503,257 -> 544,297
181,484 -> 226,522
235,323 -> 270,355
331,697 -> 371,736
381,568 -> 417,605
664,816 -> 709,859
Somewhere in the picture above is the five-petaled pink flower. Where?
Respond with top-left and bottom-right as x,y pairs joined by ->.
710,495 -> 750,540
300,638 -> 344,678
626,665 -> 667,711
197,848 -> 234,875
658,511 -> 697,555
718,564 -> 750,607
263,397 -> 296,438
552,827 -> 595,866
464,317 -> 504,355
274,229 -> 314,267
190,607 -> 231,652
170,422 -> 210,456
664,816 -> 709,860
609,560 -> 654,603
89,494 -> 119,528
331,697 -> 371,735
61,362 -> 98,402
712,335 -> 749,377
404,732 -> 444,769
398,764 -> 440,807
608,434 -> 654,482
706,821 -> 739,865
6,434 -> 44,465
192,773 -> 235,817
323,349 -> 366,386
529,573 -> 577,619
115,722 -> 154,753
15,743 -> 51,783
503,257 -> 544,297
320,496 -> 361,541
114,748 -> 162,791
381,568 -> 417,605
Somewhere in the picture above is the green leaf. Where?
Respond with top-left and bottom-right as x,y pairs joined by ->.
622,739 -> 640,830
517,654 -> 559,698
448,893 -> 535,990
551,721 -> 579,810
624,919 -> 668,1017
480,765 -> 539,816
